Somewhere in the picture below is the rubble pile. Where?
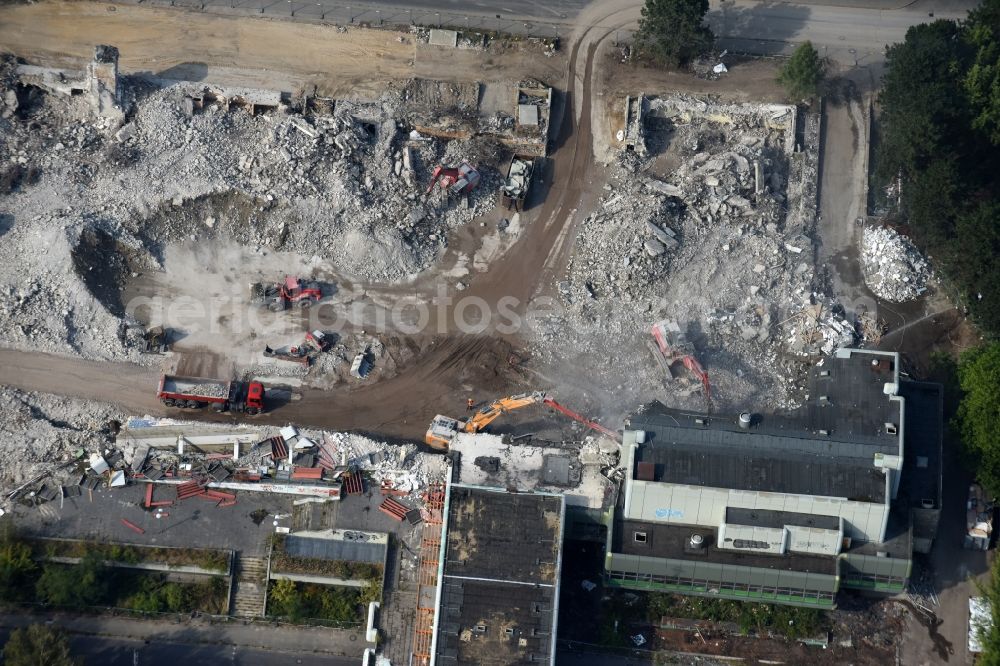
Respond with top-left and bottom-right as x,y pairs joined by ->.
559,177 -> 681,308
537,96 -> 829,411
0,386 -> 122,502
0,220 -> 143,359
862,226 -> 930,302
322,430 -> 445,492
0,63 -> 506,359
122,420 -> 446,497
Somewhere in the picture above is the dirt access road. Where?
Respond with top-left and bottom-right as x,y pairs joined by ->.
0,1 -> 643,440
0,1 -> 564,97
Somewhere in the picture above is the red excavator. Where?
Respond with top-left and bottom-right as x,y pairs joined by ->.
425,161 -> 481,196
425,391 -> 619,449
650,320 -> 711,405
249,276 -> 322,312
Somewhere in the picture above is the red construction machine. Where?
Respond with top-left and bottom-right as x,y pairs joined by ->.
249,276 -> 322,312
425,161 -> 481,196
650,320 -> 711,404
263,330 -> 334,366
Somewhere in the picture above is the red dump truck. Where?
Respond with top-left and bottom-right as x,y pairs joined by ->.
157,375 -> 266,415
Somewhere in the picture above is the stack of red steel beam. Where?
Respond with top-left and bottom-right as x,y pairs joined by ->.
379,497 -> 409,521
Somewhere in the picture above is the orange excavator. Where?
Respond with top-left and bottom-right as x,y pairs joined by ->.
425,391 -> 619,449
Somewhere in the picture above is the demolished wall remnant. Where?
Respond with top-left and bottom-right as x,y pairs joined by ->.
87,45 -> 122,119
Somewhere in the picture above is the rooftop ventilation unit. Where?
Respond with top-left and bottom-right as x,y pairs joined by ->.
689,533 -> 705,550
738,413 -> 752,430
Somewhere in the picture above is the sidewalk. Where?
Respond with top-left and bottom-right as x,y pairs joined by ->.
0,610 -> 367,657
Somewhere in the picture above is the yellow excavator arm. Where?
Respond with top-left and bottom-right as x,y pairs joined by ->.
463,391 -> 546,433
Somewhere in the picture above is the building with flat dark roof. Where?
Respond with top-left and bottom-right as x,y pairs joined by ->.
431,483 -> 564,666
605,348 -> 942,608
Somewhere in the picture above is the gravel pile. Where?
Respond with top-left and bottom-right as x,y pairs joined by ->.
862,226 -> 930,302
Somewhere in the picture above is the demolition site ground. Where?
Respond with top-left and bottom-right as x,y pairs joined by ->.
0,3 -> 974,663
0,0 -> 962,479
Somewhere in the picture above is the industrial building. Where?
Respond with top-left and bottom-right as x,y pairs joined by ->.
430,484 -> 565,665
605,348 -> 942,608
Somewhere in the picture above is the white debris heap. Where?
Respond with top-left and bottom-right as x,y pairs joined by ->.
862,226 -> 930,302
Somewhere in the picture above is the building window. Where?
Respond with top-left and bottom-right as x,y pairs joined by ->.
634,531 -> 647,543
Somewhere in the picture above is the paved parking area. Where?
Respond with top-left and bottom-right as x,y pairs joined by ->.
12,482 -> 290,556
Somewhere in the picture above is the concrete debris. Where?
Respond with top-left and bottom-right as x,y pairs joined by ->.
501,156 -> 532,200
862,226 -> 930,302
1,410 -> 450,508
622,95 -> 647,154
0,52 -> 530,361
0,386 -> 123,506
450,433 -> 617,509
785,300 -> 857,356
535,94 -> 824,412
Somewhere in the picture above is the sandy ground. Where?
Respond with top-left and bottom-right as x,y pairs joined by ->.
0,1 -> 565,97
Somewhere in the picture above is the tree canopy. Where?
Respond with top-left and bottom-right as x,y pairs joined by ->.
2,625 -> 79,666
975,557 -> 1000,665
957,342 -> 1000,497
0,527 -> 36,603
36,553 -> 108,608
635,0 -> 713,68
778,41 -> 825,99
876,2 -> 1000,335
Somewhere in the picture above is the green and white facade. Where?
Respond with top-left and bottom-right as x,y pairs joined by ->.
605,348 -> 942,608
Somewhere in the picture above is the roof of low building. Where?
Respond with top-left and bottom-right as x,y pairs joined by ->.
625,349 -> 902,501
434,485 -> 563,666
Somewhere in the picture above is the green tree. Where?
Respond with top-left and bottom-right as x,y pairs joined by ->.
778,41 -> 825,99
36,553 -> 108,608
1,624 -> 79,666
974,558 -> 1000,664
0,529 -> 36,602
874,11 -> 1000,337
957,343 -> 1000,497
634,0 -> 713,68
268,578 -> 304,621
876,20 -> 968,185
964,0 -> 1000,145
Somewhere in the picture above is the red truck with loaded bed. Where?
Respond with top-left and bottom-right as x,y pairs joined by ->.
157,375 -> 265,415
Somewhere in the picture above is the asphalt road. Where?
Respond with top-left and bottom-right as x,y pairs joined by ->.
0,613 -> 365,665
12,633 -> 357,666
115,0 -> 977,55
